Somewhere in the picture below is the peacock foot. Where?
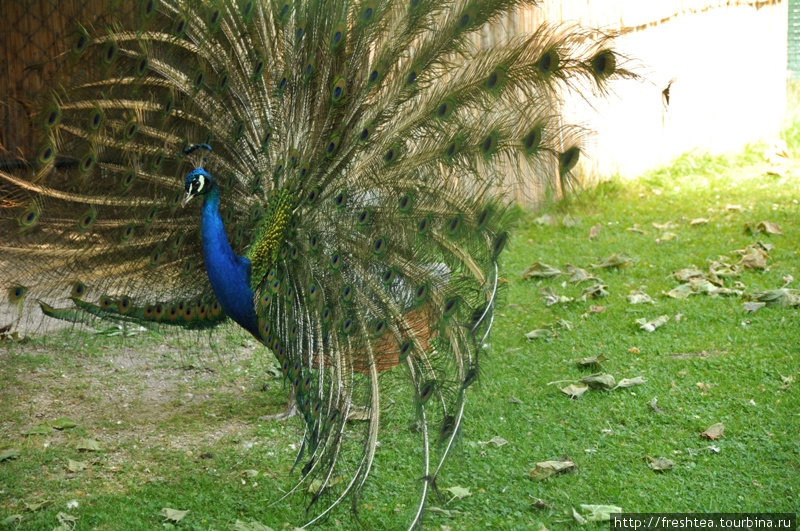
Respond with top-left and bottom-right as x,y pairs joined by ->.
260,394 -> 298,421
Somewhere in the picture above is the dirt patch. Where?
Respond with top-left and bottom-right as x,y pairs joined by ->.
0,336 -> 284,451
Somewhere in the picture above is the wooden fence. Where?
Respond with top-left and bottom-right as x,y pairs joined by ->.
0,2 -> 140,162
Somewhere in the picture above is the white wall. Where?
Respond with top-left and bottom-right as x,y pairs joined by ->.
561,1 -> 789,178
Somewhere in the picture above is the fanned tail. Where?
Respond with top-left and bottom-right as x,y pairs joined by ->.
0,0 -> 630,526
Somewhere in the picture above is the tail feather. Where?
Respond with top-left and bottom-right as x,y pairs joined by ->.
1,0 -> 629,525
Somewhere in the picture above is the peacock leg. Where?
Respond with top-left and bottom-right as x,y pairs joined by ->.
260,388 -> 298,421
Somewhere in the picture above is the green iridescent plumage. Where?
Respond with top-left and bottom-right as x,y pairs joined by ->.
0,0 -> 630,527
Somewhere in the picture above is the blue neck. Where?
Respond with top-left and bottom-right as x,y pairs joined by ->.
200,186 -> 259,335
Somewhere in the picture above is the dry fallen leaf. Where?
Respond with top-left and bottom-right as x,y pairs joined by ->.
708,260 -> 740,278
50,418 -> 77,430
747,289 -> 800,307
521,261 -> 561,279
614,376 -> 647,389
444,486 -> 471,503
76,439 -> 100,452
528,457 -> 576,481
648,396 -> 662,413
662,284 -> 691,300
572,507 -> 587,525
636,315 -> 669,332
531,498 -> 551,510
1,515 -> 23,527
743,301 -> 766,313
162,508 -> 189,523
656,232 -> 678,244
574,354 -> 608,367
627,225 -> 647,234
24,500 -> 51,512
748,221 -> 783,235
560,383 -> 589,399
66,459 -> 88,473
690,218 -> 709,226
541,287 -> 574,306
233,519 -> 274,531
525,329 -> 554,341
647,456 -> 675,472
580,373 -> 616,390
426,506 -> 459,518
0,448 -> 19,462
627,289 -> 654,305
591,253 -> 633,269
579,504 -> 623,522
701,422 -> 725,440
740,248 -> 768,270
55,512 -> 77,531
477,436 -> 508,448
589,223 -> 602,240
671,267 -> 705,282
580,283 -> 608,300
565,264 -> 595,283
652,221 -> 678,230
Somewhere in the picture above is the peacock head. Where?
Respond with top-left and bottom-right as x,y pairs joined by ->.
182,168 -> 215,206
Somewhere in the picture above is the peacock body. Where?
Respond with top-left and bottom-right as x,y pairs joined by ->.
0,0 -> 628,526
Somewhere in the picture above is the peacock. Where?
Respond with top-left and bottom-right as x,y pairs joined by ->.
0,0 -> 628,526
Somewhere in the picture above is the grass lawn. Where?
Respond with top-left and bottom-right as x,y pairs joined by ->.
2,121 -> 799,530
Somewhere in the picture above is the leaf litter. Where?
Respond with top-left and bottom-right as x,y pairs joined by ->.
701,423 -> 725,440
529,456 -> 576,481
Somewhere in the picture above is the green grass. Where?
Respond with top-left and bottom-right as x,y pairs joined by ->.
3,119 -> 800,531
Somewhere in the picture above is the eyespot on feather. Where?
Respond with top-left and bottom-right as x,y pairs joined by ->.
559,146 -> 581,175
172,15 -> 187,36
42,102 -> 61,130
88,105 -> 104,130
522,125 -> 544,155
72,26 -> 90,55
398,192 -> 414,214
331,77 -> 346,104
118,296 -> 132,314
330,23 -> 346,49
77,207 -> 97,232
8,285 -> 27,304
123,120 -> 138,140
18,205 -> 40,228
252,53 -> 265,79
480,131 -> 500,158
325,135 -> 339,158
119,222 -> 135,243
102,40 -> 118,64
71,281 -> 86,299
537,48 -> 560,74
134,55 -> 148,77
591,50 -> 616,79
37,142 -> 56,166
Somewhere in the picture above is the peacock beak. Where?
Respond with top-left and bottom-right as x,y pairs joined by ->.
181,191 -> 194,207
